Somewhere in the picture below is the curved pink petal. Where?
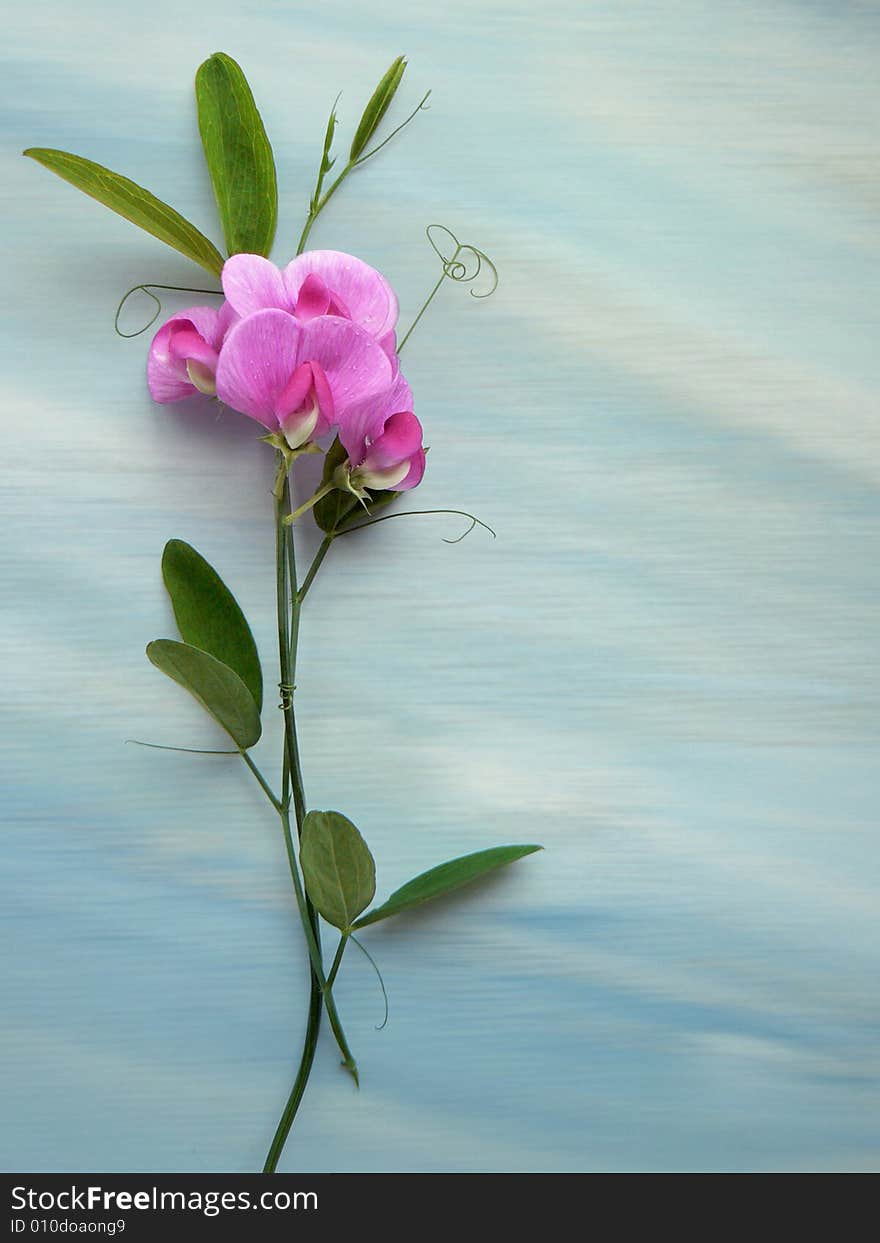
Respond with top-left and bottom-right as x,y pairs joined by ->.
273,361 -> 314,421
362,411 -> 423,471
395,447 -> 426,491
175,304 -> 227,350
338,369 -> 414,463
378,329 -> 400,377
167,329 -> 219,371
294,273 -> 332,321
310,362 -> 335,435
222,254 -> 291,318
147,318 -> 198,403
216,300 -> 240,342
215,309 -> 302,428
298,316 -> 392,421
283,251 -> 398,339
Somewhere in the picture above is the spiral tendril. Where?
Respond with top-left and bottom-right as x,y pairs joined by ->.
398,224 -> 498,353
425,224 -> 499,299
114,283 -> 223,339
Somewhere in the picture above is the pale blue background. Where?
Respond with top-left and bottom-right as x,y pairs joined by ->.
2,0 -> 879,1172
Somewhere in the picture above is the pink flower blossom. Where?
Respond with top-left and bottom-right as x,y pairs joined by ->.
214,308 -> 393,448
340,374 -> 426,492
147,303 -> 237,402
221,251 -> 398,343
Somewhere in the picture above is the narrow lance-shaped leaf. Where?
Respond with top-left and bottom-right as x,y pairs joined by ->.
317,98 -> 339,189
300,811 -> 376,931
352,844 -> 543,930
196,52 -> 278,257
350,55 -> 407,161
161,540 -> 263,711
22,149 -> 224,276
146,639 -> 262,750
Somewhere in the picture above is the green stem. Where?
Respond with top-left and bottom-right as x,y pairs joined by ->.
284,481 -> 336,527
263,469 -> 323,1175
398,270 -> 446,354
263,458 -> 358,1172
298,535 -> 334,604
240,751 -> 281,812
327,935 -> 348,990
322,935 -> 357,1083
297,164 -> 354,255
296,90 -> 430,255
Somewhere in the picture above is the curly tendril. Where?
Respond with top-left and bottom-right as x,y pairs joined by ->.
114,283 -> 223,339
397,224 -> 498,353
425,224 -> 499,298
349,934 -> 390,1030
335,508 -> 497,544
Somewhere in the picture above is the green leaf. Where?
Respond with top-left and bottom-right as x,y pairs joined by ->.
350,55 -> 407,161
352,844 -> 543,930
22,149 -> 225,277
300,811 -> 376,931
313,436 -> 400,534
195,52 -> 278,257
318,99 -> 338,181
146,639 -> 261,750
161,540 -> 263,711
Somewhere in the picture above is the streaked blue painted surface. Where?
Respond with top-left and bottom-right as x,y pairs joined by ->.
2,0 -> 879,1172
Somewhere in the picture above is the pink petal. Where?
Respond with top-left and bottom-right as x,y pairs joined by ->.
215,309 -> 302,428
298,316 -> 392,420
310,362 -> 335,435
363,411 -> 424,471
378,329 -> 400,377
283,251 -> 398,339
167,329 -> 219,371
147,319 -> 196,403
338,370 -> 414,464
176,304 -> 227,350
294,273 -> 332,321
273,361 -> 314,421
216,300 -> 240,342
222,254 -> 291,318
395,447 -> 426,491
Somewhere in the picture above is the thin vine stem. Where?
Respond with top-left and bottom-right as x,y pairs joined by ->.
295,91 -> 430,255
298,535 -> 334,603
321,935 -> 358,1083
263,459 -> 359,1172
114,283 -> 222,338
398,224 -> 499,354
263,472 -> 323,1174
336,508 -> 496,543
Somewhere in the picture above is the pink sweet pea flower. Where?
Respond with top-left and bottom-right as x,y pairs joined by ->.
221,251 -> 398,342
147,303 -> 237,402
215,308 -> 393,448
339,373 -> 426,492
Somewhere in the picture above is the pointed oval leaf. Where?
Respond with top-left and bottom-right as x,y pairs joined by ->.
146,639 -> 261,750
22,148 -> 224,276
161,540 -> 262,711
352,844 -> 542,930
196,53 -> 278,257
300,811 -> 376,931
350,55 -> 407,161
